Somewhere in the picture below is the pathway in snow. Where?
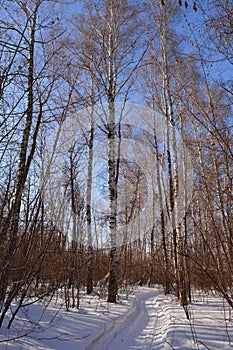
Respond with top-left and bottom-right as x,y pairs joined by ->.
85,290 -> 167,350
1,287 -> 233,349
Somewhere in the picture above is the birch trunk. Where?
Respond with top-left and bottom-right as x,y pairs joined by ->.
86,102 -> 94,294
106,1 -> 118,302
107,100 -> 118,302
159,8 -> 186,303
151,97 -> 170,293
154,123 -> 170,294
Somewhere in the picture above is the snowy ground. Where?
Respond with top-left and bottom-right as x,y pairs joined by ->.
0,286 -> 233,349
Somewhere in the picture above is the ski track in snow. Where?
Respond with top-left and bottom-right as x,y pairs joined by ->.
85,290 -> 166,350
1,287 -> 233,349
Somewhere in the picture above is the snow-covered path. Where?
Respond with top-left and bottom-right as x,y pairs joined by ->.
86,290 -> 166,350
1,287 -> 233,349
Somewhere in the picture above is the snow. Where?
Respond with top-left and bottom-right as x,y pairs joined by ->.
0,287 -> 233,349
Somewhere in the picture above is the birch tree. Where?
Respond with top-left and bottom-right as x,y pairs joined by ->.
72,0 -> 149,302
144,0 -> 194,306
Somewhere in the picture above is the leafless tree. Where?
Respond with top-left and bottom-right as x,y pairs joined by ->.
0,0 -> 73,327
70,0 -> 150,303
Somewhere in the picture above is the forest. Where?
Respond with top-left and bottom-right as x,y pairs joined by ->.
0,0 -> 232,330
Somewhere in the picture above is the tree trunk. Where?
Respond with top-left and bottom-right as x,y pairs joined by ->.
0,7 -> 37,306
160,11 -> 185,302
107,101 -> 118,303
86,104 -> 94,294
